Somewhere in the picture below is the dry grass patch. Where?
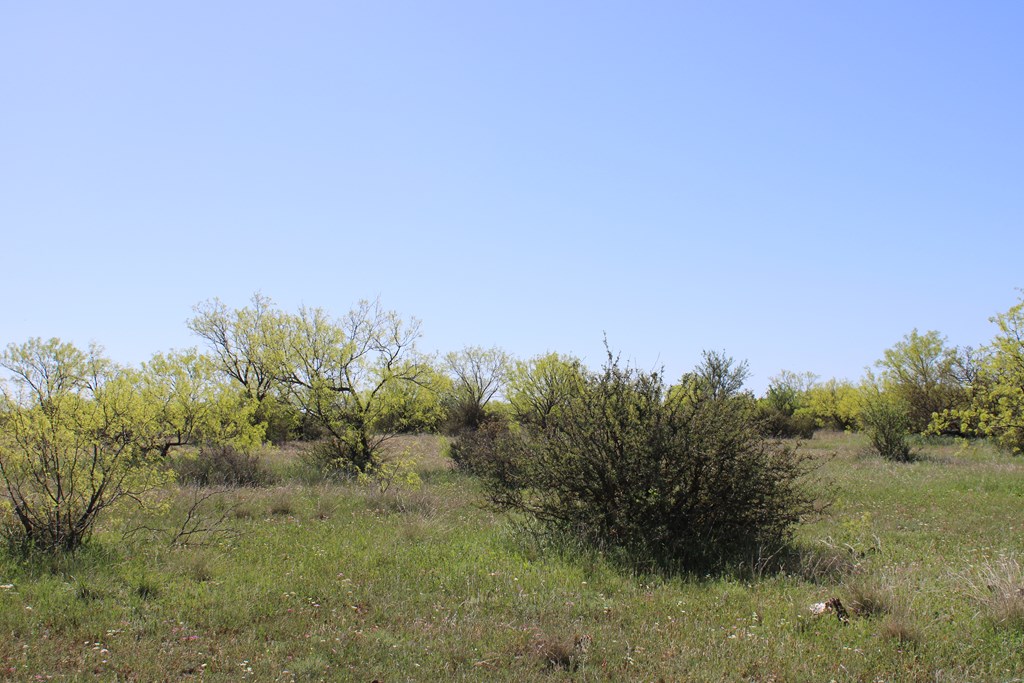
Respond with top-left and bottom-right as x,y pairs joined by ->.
967,555 -> 1024,629
844,578 -> 895,618
880,614 -> 922,647
267,488 -> 297,516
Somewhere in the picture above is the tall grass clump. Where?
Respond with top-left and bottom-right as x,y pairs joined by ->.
462,350 -> 817,571
968,556 -> 1024,629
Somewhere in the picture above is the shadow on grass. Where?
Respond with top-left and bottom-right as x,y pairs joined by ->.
504,520 -> 859,585
1,538 -> 124,579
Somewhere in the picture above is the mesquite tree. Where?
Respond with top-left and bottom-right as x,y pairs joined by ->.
0,339 -> 170,552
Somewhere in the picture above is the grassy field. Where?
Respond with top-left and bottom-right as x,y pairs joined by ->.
2,432 -> 1024,681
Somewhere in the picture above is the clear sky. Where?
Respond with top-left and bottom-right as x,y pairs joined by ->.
2,2 -> 1022,392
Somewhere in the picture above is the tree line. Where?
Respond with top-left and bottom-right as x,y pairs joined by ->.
2,292 -> 1023,558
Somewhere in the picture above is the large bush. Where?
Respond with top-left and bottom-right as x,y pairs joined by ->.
0,339 -> 171,553
470,352 -> 816,570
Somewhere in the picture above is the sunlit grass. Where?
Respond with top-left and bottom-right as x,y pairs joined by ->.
1,433 -> 1023,681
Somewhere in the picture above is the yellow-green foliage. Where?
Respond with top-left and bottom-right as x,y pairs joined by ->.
874,329 -> 965,433
138,349 -> 265,456
506,352 -> 586,430
941,296 -> 1024,454
796,378 -> 861,430
373,361 -> 450,434
357,456 -> 423,495
442,346 -> 511,431
279,300 -> 429,471
0,338 -> 174,552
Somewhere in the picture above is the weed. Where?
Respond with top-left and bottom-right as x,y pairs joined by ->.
182,555 -> 214,583
73,580 -> 103,601
134,575 -> 160,600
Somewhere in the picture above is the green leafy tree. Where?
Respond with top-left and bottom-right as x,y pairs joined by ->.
442,346 -> 511,432
280,300 -> 429,472
939,297 -> 1024,453
764,370 -> 817,412
187,293 -> 293,441
875,329 -> 965,433
372,360 -> 450,434
506,352 -> 586,431
0,339 -> 171,552
137,349 -> 265,457
683,350 -> 751,401
757,370 -> 818,438
797,378 -> 861,431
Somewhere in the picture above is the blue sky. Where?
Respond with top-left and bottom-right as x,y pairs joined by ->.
2,2 -> 1021,392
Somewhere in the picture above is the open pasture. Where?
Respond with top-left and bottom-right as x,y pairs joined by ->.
2,432 -> 1023,682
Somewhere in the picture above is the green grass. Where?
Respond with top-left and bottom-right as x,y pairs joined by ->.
2,432 -> 1024,681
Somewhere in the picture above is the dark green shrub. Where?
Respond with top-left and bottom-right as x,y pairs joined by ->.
476,352 -> 816,571
756,404 -> 817,439
441,396 -> 490,435
173,445 -> 274,487
448,416 -> 527,493
297,438 -> 358,480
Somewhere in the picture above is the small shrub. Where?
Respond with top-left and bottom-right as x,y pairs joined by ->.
441,398 -> 490,435
532,632 -> 592,672
298,438 -> 368,480
358,457 -> 422,496
860,392 -> 913,461
172,445 -> 274,487
74,581 -> 103,601
135,575 -> 161,600
447,417 -> 523,490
